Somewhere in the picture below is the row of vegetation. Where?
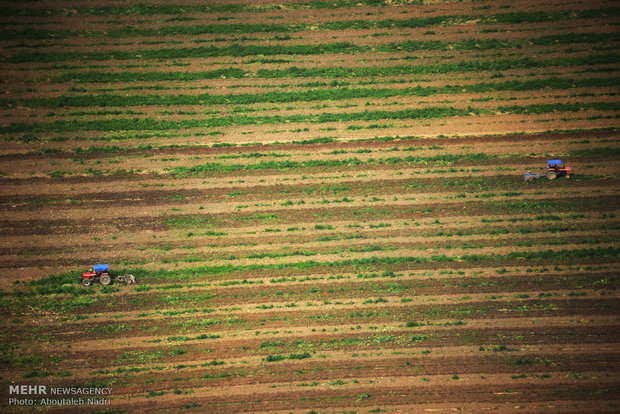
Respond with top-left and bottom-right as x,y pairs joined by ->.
0,0 -> 443,18
2,3 -> 614,19
3,8 -> 618,40
3,103 -> 619,135
14,247 -> 618,293
9,75 -> 618,109
51,54 -> 619,83
6,32 -> 619,63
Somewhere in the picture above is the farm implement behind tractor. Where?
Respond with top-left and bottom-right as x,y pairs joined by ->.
81,264 -> 136,286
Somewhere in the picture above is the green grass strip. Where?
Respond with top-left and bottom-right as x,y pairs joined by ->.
5,32 -> 618,63
2,3 -> 613,17
0,107 -> 476,133
0,1 -> 413,17
8,76 -> 619,109
2,102 -> 618,135
54,68 -> 248,83
171,153 -> 496,176
4,42 -> 362,63
50,55 -> 620,83
1,8 -> 616,39
21,247 -> 620,288
497,102 -> 620,114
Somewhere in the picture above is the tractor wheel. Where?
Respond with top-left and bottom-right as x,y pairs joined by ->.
546,171 -> 557,180
82,278 -> 92,287
100,274 -> 112,285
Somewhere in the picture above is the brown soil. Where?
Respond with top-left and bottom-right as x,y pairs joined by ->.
1,1 -> 619,412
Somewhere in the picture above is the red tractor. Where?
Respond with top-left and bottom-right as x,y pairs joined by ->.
546,159 -> 572,180
82,264 -> 135,286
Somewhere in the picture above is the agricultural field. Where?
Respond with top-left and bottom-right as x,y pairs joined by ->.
0,0 -> 619,412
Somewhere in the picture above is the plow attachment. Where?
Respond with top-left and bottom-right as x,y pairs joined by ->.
523,172 -> 541,182
116,274 -> 136,285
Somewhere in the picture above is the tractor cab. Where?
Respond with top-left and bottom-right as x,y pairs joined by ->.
547,159 -> 563,168
546,159 -> 572,180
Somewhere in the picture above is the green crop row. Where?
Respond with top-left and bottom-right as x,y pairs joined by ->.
18,247 -> 620,289
18,75 -> 619,109
6,32 -> 619,63
4,42 -> 359,63
232,235 -> 611,262
1,8 -> 616,40
3,102 -> 618,136
0,1 -> 416,18
3,267 -> 614,317
52,54 -> 619,83
170,153 -> 496,175
498,102 -> 620,114
0,106 -> 477,133
0,279 -> 599,321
